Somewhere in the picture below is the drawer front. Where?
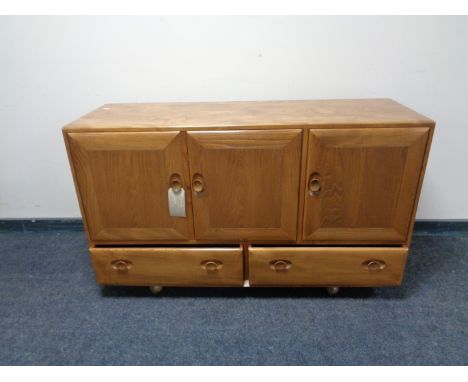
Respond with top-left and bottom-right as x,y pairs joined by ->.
90,247 -> 243,286
248,247 -> 408,286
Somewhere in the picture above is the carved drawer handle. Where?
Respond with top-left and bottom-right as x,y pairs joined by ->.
308,172 -> 321,196
269,259 -> 292,272
201,260 -> 223,272
363,260 -> 386,271
111,259 -> 133,271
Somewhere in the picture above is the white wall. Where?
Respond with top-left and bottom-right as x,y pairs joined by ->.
0,16 -> 467,219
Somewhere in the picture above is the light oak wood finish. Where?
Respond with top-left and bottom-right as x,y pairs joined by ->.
63,99 -> 434,132
187,129 -> 302,241
63,131 -> 94,245
404,126 -> 435,246
62,99 -> 435,289
90,247 -> 243,286
302,128 -> 430,244
68,131 -> 194,242
296,128 -> 310,241
248,246 -> 408,286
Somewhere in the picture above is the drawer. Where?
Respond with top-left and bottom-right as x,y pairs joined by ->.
90,247 -> 244,286
248,246 -> 408,286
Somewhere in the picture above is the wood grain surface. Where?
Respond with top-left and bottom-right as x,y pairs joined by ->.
302,127 -> 430,244
249,246 -> 408,286
62,99 -> 435,289
63,99 -> 435,132
187,129 -> 302,241
68,131 -> 194,242
90,246 -> 243,286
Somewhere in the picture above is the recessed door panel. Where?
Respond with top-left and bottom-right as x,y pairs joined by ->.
68,132 -> 193,242
187,130 -> 302,241
302,128 -> 429,244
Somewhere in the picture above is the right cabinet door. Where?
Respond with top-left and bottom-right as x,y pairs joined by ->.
303,127 -> 430,244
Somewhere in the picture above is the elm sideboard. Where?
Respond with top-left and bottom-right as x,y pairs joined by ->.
63,99 -> 434,295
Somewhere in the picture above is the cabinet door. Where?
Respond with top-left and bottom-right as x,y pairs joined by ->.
187,130 -> 302,241
303,128 -> 429,244
68,132 -> 193,242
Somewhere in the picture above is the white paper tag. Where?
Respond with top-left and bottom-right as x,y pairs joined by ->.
168,188 -> 186,217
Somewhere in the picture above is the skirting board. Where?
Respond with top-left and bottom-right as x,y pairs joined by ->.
0,219 -> 468,234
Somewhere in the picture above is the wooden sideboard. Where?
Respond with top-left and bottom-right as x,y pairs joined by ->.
63,99 -> 434,294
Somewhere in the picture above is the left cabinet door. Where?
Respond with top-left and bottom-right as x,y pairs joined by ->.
67,132 -> 194,243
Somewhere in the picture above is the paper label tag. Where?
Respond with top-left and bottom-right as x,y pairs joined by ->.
168,188 -> 186,217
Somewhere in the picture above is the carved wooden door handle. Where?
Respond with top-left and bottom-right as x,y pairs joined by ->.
169,173 -> 183,193
192,173 -> 205,193
308,172 -> 321,196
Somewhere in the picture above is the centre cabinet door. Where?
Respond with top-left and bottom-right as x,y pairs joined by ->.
67,131 -> 193,242
187,129 -> 302,241
302,127 -> 430,244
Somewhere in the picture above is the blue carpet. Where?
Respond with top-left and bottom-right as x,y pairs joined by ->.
0,229 -> 466,365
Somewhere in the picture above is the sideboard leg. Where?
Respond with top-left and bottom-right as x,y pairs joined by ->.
149,285 -> 164,295
326,286 -> 340,296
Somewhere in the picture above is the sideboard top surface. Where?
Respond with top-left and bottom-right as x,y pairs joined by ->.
63,98 -> 435,132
